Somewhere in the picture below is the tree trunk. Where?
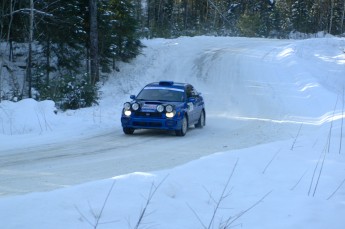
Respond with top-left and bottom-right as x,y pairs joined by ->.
341,0 -> 345,33
86,47 -> 90,79
89,0 -> 99,85
27,0 -> 34,98
7,0 -> 14,62
183,0 -> 188,30
46,36 -> 50,85
329,0 -> 334,34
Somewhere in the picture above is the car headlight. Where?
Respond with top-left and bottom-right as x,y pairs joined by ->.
165,104 -> 173,113
124,110 -> 132,116
132,103 -> 140,111
157,105 -> 164,112
166,112 -> 175,118
123,102 -> 131,110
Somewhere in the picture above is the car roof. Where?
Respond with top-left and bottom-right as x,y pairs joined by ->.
145,81 -> 188,91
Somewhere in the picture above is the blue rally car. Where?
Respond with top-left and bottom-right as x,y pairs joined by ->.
121,81 -> 206,136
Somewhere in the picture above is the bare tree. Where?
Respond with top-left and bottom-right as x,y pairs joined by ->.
329,0 -> 334,34
89,0 -> 99,85
6,0 -> 15,61
26,0 -> 34,98
341,0 -> 345,33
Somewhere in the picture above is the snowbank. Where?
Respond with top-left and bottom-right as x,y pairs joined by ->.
0,99 -> 57,135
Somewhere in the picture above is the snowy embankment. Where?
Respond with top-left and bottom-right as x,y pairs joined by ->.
0,36 -> 345,228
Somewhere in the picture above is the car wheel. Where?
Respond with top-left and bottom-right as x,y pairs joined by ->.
195,110 -> 205,128
123,127 -> 134,135
176,115 -> 188,136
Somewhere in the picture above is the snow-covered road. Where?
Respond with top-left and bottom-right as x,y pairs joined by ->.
0,37 -> 342,197
0,117 -> 297,196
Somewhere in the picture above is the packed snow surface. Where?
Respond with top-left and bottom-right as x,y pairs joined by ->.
0,36 -> 345,228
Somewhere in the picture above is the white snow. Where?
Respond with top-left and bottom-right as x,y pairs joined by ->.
0,36 -> 345,228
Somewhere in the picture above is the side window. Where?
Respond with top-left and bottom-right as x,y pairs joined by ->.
186,85 -> 199,99
191,88 -> 199,97
186,86 -> 193,98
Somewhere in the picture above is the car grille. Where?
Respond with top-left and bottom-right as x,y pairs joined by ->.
134,112 -> 163,118
133,122 -> 162,127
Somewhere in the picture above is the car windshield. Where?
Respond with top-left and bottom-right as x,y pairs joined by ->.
136,88 -> 185,102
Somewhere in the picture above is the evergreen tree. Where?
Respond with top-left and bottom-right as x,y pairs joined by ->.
106,0 -> 143,62
291,0 -> 313,33
329,0 -> 345,34
238,12 -> 261,37
237,0 -> 274,37
272,0 -> 293,37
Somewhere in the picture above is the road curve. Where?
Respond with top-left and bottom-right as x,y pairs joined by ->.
0,38 -> 310,197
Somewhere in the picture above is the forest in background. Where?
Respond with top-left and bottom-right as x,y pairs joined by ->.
0,0 -> 344,109
142,0 -> 345,38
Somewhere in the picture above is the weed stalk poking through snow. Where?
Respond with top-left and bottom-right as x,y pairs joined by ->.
339,87 -> 344,154
291,124 -> 303,151
76,180 -> 117,229
134,175 -> 168,229
221,190 -> 273,228
327,94 -> 339,153
309,94 -> 341,196
262,149 -> 280,174
188,158 -> 239,229
327,177 -> 345,200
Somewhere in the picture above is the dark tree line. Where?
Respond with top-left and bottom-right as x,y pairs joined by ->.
140,0 -> 345,37
0,0 -> 142,109
1,0 -> 344,108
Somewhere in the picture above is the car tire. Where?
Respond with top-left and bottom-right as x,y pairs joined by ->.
176,115 -> 188,136
123,127 -> 135,135
195,110 -> 205,128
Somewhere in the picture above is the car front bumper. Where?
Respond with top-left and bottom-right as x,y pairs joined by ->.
121,116 -> 183,130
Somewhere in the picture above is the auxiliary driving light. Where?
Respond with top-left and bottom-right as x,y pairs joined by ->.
157,105 -> 164,112
132,103 -> 140,111
124,102 -> 131,110
166,105 -> 173,113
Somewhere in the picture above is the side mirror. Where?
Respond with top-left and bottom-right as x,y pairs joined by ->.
130,95 -> 136,100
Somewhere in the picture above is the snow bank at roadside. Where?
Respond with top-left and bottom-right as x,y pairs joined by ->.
0,129 -> 344,229
1,37 -> 344,138
0,97 -> 119,151
0,99 -> 57,135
